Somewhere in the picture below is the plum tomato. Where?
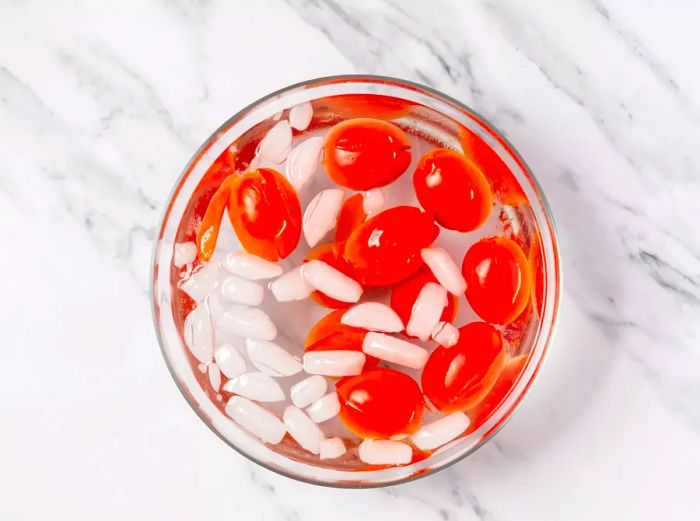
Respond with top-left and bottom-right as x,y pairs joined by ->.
413,148 -> 492,232
462,236 -> 532,325
459,126 -> 527,207
466,354 -> 528,433
343,206 -> 439,286
337,368 -> 424,438
324,118 -> 412,190
304,310 -> 379,369
390,265 -> 458,335
227,168 -> 302,262
334,193 -> 367,248
421,322 -> 506,413
304,243 -> 362,309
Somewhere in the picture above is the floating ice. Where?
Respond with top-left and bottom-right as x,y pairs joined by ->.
222,371 -> 285,402
207,362 -> 221,391
301,260 -> 363,303
303,351 -> 366,377
431,321 -> 460,348
225,396 -> 286,444
341,302 -> 403,332
362,332 -> 428,369
220,275 -> 264,306
319,437 -> 346,460
289,101 -> 313,131
223,251 -> 283,280
210,302 -> 277,340
174,242 -> 197,267
290,375 -> 328,408
269,266 -> 314,302
286,136 -> 324,191
362,188 -> 385,215
412,412 -> 470,451
257,120 -> 292,164
421,247 -> 467,296
358,439 -> 412,465
214,343 -> 247,378
405,282 -> 447,341
306,392 -> 340,423
246,338 -> 303,377
283,405 -> 324,454
183,303 -> 214,364
181,262 -> 220,303
303,189 -> 344,247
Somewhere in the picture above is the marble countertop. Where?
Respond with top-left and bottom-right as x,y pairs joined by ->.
2,1 -> 699,519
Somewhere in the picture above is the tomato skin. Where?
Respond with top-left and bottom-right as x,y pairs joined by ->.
227,168 -> 301,261
304,310 -> 379,369
196,176 -> 235,262
334,194 -> 367,248
337,368 -> 424,438
466,354 -> 528,433
304,243 -> 362,309
413,148 -> 492,232
343,206 -> 439,286
324,118 -> 412,190
462,236 -> 532,325
421,322 -> 506,413
390,265 -> 458,335
459,127 -> 527,207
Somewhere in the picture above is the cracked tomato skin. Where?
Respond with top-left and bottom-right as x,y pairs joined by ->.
390,265 -> 458,336
337,368 -> 424,438
421,322 -> 506,413
324,118 -> 412,190
462,236 -> 532,325
343,206 -> 439,287
304,310 -> 379,369
413,148 -> 492,232
227,168 -> 301,261
304,243 -> 362,309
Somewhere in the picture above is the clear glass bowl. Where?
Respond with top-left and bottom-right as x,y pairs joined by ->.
151,75 -> 561,487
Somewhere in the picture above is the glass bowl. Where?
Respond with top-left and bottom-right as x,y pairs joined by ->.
151,75 -> 561,487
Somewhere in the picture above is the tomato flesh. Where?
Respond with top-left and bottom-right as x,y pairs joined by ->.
390,265 -> 458,335
344,206 -> 439,286
304,243 -> 362,309
413,148 -> 492,232
337,368 -> 424,438
421,322 -> 506,413
227,168 -> 301,261
324,118 -> 411,190
462,236 -> 531,325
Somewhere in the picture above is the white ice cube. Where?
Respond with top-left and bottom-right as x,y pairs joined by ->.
223,251 -> 283,280
319,437 -> 346,460
222,372 -> 285,402
412,412 -> 470,451
341,302 -> 403,332
285,136 -> 324,192
431,322 -> 460,348
362,188 -> 385,215
421,247 -> 467,296
173,242 -> 197,267
214,342 -> 247,378
210,301 -> 277,341
289,101 -> 313,131
246,338 -> 303,377
405,282 -> 447,341
257,120 -> 292,164
207,362 -> 221,391
269,266 -> 314,302
362,332 -> 428,369
290,375 -> 328,408
302,351 -> 366,377
183,303 -> 214,364
283,405 -> 325,454
220,275 -> 264,306
303,189 -> 344,247
358,439 -> 412,465
180,262 -> 220,303
225,396 -> 286,444
306,392 -> 340,423
301,260 -> 363,303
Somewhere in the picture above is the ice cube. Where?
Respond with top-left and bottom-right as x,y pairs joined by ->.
173,242 -> 197,267
405,282 -> 447,341
302,351 -> 366,377
289,101 -> 313,131
211,302 -> 277,341
306,392 -> 340,423
207,362 -> 221,391
269,266 -> 314,302
430,321 -> 460,348
358,439 -> 412,465
223,251 -> 283,280
225,396 -> 286,444
303,189 -> 344,247
421,247 -> 467,296
183,303 -> 214,364
283,406 -> 324,455
301,260 -> 363,303
319,437 -> 346,460
290,375 -> 327,408
257,120 -> 293,164
245,338 -> 303,377
362,188 -> 385,215
362,332 -> 428,369
220,275 -> 264,306
285,137 -> 324,191
341,302 -> 403,332
412,412 -> 470,451
180,262 -> 220,303
214,342 -> 247,378
222,371 -> 285,402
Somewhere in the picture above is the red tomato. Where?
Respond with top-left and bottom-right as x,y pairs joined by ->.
467,354 -> 528,433
421,322 -> 506,413
390,265 -> 458,336
337,368 -> 424,438
324,118 -> 412,190
304,310 -> 379,369
334,193 -> 366,248
413,148 -> 492,232
344,206 -> 439,286
304,243 -> 362,309
462,236 -> 532,325
459,126 -> 527,207
196,175 -> 235,262
322,94 -> 415,120
227,168 -> 301,261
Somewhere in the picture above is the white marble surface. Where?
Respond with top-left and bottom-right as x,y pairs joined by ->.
1,1 -> 699,519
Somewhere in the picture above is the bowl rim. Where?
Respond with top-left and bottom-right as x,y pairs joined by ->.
150,73 -> 561,488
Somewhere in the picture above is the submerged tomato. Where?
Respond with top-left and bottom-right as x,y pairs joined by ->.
334,193 -> 367,248
227,168 -> 301,261
337,368 -> 424,438
422,322 -> 506,413
344,206 -> 439,286
304,243 -> 361,309
324,118 -> 412,190
467,354 -> 528,433
413,148 -> 492,232
459,127 -> 527,207
462,237 -> 532,325
390,265 -> 458,335
304,310 -> 379,369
